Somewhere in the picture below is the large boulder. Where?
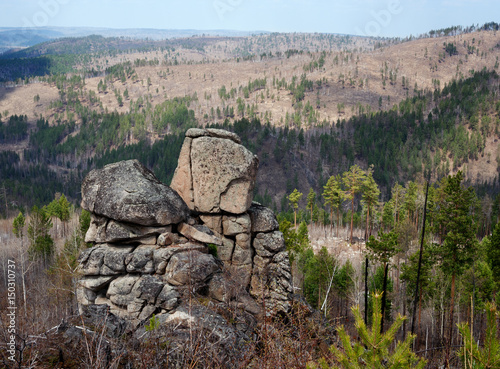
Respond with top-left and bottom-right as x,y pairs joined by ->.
85,214 -> 171,244
171,129 -> 258,215
164,250 -> 220,286
248,203 -> 279,233
81,159 -> 189,226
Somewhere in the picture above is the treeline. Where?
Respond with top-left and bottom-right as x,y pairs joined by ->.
278,166 -> 500,366
0,92 -> 198,216
1,72 -> 499,222
0,114 -> 28,142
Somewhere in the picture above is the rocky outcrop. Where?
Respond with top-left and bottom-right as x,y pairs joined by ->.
77,129 -> 293,345
171,128 -> 259,214
82,159 -> 189,226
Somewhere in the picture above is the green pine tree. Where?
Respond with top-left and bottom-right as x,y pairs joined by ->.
458,302 -> 500,369
342,165 -> 366,244
323,174 -> 344,237
27,205 -> 54,261
307,188 -> 316,224
362,165 -> 380,239
307,293 -> 426,369
487,221 -> 500,294
435,171 -> 478,367
288,188 -> 303,228
366,231 -> 400,332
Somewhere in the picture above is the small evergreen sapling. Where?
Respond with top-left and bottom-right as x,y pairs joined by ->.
307,293 -> 426,369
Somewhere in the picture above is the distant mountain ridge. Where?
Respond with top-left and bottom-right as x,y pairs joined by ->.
0,26 -> 269,54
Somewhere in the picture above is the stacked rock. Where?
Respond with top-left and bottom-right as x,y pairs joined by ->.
76,128 -> 293,328
170,128 -> 293,313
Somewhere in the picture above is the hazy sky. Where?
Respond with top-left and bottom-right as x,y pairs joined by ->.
1,0 -> 499,38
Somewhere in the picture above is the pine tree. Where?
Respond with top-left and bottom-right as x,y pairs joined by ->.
362,165 -> 380,239
307,293 -> 426,369
391,183 -> 406,225
27,205 -> 54,261
307,188 -> 316,224
323,174 -> 344,237
487,221 -> 500,295
13,211 -> 25,240
458,302 -> 500,369
366,231 -> 399,332
288,188 -> 303,228
342,165 -> 366,244
435,171 -> 478,367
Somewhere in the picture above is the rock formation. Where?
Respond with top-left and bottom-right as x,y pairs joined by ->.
77,128 -> 293,335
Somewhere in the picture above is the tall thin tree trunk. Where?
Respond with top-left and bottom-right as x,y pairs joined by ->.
337,207 -> 340,238
381,262 -> 389,334
403,283 -> 407,341
365,205 -> 370,241
364,257 -> 369,325
350,198 -> 354,244
445,272 -> 456,368
412,181 -> 429,338
418,288 -> 423,349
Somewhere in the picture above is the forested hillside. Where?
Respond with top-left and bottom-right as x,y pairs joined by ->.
1,69 -> 499,217
1,24 -> 500,369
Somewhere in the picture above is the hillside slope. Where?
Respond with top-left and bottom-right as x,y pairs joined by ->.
0,28 -> 499,213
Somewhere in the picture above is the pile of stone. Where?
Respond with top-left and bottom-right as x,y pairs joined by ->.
77,128 -> 293,329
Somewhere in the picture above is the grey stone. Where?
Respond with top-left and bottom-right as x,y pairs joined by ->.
107,275 -> 140,297
222,214 -> 251,236
217,237 -> 235,262
178,222 -> 222,245
153,243 -> 207,274
131,275 -> 164,304
232,245 -> 253,265
157,284 -> 179,311
107,275 -> 141,307
237,294 -> 262,316
158,231 -> 182,246
185,128 -> 242,144
199,215 -> 222,234
85,214 -> 171,244
184,128 -> 207,138
79,244 -> 135,276
80,304 -> 128,339
205,128 -> 242,144
78,246 -> 104,275
253,231 -> 285,257
81,159 -> 189,226
190,137 -> 258,214
78,276 -> 116,292
235,233 -> 251,248
165,251 -> 219,286
248,203 -> 279,233
208,273 -> 230,302
138,305 -> 157,321
102,245 -> 136,274
125,245 -> 156,274
232,264 -> 252,286
76,287 -> 96,307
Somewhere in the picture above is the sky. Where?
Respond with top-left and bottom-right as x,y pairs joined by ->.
1,0 -> 499,38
